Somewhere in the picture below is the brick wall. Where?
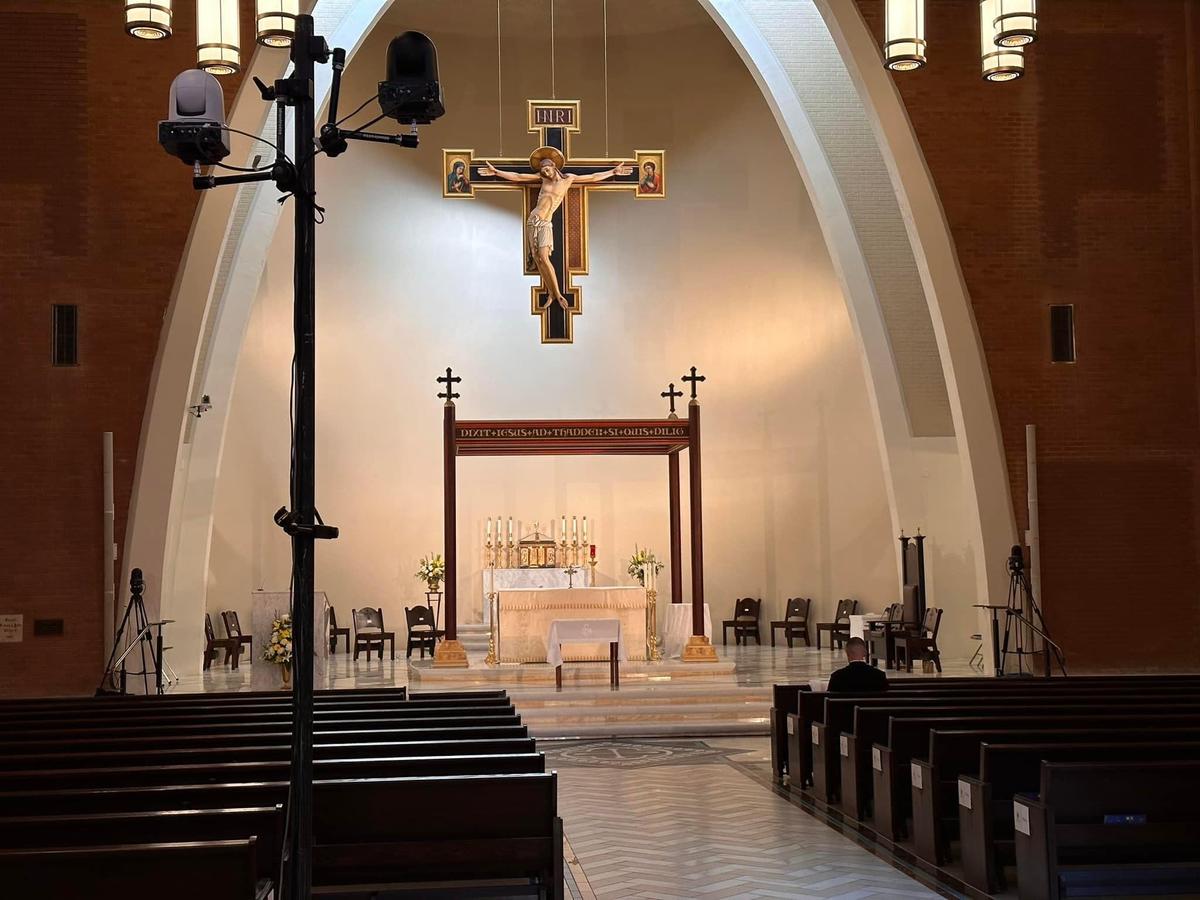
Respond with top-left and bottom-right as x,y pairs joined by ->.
0,2 -> 256,696
855,0 -> 1200,670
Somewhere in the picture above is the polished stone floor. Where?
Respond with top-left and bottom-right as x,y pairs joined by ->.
176,642 -> 983,694
551,736 -> 955,899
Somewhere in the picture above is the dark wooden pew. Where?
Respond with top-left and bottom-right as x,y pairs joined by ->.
0,737 -> 541,770
958,741 -> 1200,894
778,675 -> 1200,783
908,721 -> 1200,863
0,701 -> 516,727
0,805 -> 283,887
0,710 -> 521,743
770,683 -> 811,779
0,839 -> 267,900
859,705 -> 1200,834
1014,760 -> 1200,900
0,693 -> 511,718
811,691 -> 1200,805
312,772 -> 562,898
0,731 -> 536,759
0,751 -> 546,792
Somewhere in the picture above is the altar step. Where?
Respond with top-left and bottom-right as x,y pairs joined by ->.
511,686 -> 771,739
457,623 -> 490,652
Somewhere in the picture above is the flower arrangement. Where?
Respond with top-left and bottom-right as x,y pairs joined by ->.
415,553 -> 446,593
627,546 -> 664,586
262,613 -> 293,666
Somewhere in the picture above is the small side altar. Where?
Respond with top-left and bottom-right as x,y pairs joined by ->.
496,586 -> 646,664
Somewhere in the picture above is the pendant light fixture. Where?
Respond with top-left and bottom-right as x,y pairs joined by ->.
125,1 -> 173,40
197,0 -> 241,76
981,0 -> 1024,82
256,0 -> 297,48
993,0 -> 1037,48
884,0 -> 926,71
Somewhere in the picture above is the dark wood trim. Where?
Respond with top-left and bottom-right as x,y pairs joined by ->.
454,418 -> 690,456
668,451 -> 683,604
444,402 -> 457,642
688,402 -> 704,634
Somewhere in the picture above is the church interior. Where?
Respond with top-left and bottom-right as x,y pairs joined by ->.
2,0 -> 1199,897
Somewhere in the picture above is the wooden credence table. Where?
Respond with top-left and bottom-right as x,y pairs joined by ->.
548,618 -> 623,690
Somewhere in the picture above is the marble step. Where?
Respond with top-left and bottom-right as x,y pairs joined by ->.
512,687 -> 769,708
531,720 -> 767,738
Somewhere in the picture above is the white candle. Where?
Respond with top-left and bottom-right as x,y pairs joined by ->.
486,518 -> 492,540
582,516 -> 588,544
561,515 -> 566,540
507,517 -> 513,541
572,516 -> 578,542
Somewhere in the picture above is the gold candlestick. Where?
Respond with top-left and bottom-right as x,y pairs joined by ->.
646,588 -> 663,662
485,556 -> 498,666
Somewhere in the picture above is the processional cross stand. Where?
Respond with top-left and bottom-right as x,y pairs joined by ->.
433,367 -> 468,666
443,100 -> 665,344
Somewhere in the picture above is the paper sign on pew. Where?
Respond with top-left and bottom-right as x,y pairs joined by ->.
0,615 -> 21,642
1013,801 -> 1030,835
812,724 -> 820,745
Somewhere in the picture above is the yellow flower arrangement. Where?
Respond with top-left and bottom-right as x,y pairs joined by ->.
262,613 -> 293,665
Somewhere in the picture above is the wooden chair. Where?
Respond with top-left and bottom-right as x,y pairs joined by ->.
405,605 -> 443,659
721,598 -> 762,645
815,598 -> 857,650
204,613 -> 241,670
894,607 -> 943,672
352,607 -> 395,661
769,598 -> 812,648
328,606 -> 350,654
221,610 -> 253,661
865,603 -> 904,668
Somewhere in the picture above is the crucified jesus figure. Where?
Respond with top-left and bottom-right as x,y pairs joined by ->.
478,148 -> 632,309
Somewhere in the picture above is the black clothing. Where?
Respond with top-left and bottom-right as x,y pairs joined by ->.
827,659 -> 888,693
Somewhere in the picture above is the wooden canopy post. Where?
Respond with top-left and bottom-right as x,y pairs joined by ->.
681,368 -> 717,662
662,383 -> 685,605
668,452 -> 683,604
434,368 -> 468,667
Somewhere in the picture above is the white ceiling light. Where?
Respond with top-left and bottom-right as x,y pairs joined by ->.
256,0 -> 297,48
885,0 -> 926,72
197,0 -> 241,76
125,1 -> 173,40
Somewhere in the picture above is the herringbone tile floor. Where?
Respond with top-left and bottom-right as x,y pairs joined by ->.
554,741 -> 944,899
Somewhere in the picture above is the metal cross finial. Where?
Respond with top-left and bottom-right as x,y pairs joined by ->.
682,366 -> 706,400
661,382 -> 683,416
436,366 -> 462,402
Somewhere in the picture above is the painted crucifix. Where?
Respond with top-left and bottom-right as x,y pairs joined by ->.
443,100 -> 666,343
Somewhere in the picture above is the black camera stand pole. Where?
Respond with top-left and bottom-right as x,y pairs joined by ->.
1000,548 -> 1067,678
194,16 -> 333,897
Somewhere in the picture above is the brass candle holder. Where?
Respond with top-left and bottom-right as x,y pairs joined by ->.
646,588 -> 663,662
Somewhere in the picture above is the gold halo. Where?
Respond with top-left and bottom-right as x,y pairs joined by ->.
529,146 -> 565,171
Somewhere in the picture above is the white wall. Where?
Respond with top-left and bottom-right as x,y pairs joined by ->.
205,1 -> 899,641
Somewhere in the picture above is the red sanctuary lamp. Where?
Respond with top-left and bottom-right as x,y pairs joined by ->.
587,544 -> 597,583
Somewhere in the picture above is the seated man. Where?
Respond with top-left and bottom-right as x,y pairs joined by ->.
827,636 -> 888,693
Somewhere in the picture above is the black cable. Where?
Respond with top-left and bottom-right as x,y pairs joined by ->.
335,92 -> 379,127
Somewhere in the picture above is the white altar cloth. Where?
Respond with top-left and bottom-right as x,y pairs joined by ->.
663,603 -> 713,658
546,618 -> 624,668
482,567 -> 592,623
497,586 -> 646,663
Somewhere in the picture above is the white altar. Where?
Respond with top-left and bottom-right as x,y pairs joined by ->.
496,586 -> 645,663
482,567 -> 592,623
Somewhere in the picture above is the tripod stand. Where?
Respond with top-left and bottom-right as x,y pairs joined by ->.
98,568 -> 176,695
1000,546 -> 1067,677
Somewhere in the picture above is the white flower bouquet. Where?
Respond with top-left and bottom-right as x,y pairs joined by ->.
627,546 -> 664,587
415,553 -> 446,593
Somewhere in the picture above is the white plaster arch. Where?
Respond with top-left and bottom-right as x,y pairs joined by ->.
125,0 -> 1014,674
